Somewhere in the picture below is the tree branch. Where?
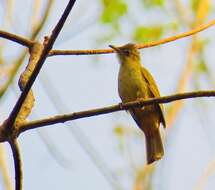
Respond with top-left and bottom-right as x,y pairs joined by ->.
0,0 -> 54,98
48,18 -> 215,56
0,30 -> 33,48
6,0 -> 77,135
9,140 -> 22,190
18,90 -> 215,134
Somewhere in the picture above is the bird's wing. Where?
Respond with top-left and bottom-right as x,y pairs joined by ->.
141,67 -> 166,127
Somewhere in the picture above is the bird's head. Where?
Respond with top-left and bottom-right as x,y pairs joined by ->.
109,43 -> 140,64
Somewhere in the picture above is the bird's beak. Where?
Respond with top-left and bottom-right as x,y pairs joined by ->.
109,45 -> 121,52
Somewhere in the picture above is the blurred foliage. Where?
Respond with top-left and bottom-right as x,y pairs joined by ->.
114,124 -> 125,137
142,0 -> 165,8
194,39 -> 210,75
132,21 -> 180,43
114,124 -> 126,151
191,0 -> 201,12
133,25 -> 164,43
193,39 -> 211,90
196,59 -> 208,74
98,0 -> 128,43
100,0 -> 128,29
99,0 -> 173,43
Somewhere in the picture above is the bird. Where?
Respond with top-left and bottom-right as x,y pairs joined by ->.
109,43 -> 166,164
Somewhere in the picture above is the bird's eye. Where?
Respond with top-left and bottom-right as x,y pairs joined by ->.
123,50 -> 130,56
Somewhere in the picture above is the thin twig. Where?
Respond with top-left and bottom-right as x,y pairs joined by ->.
166,0 -> 210,127
166,40 -> 196,126
6,0 -> 77,134
0,0 -> 54,47
6,43 -> 43,134
0,30 -> 33,48
49,18 -> 215,56
0,0 -> 54,98
194,158 -> 215,190
9,139 -> 22,190
0,144 -> 13,190
0,51 -> 27,98
18,90 -> 215,134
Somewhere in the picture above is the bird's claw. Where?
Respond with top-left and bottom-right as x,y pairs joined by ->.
119,102 -> 124,109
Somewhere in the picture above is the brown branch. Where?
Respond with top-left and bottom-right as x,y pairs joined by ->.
6,43 -> 43,134
9,140 -> 22,190
0,30 -> 33,48
0,0 -> 53,46
18,90 -> 215,134
48,18 -> 215,56
0,0 -> 54,98
6,0 -> 77,134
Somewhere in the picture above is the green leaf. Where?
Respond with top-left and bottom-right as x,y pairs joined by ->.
100,0 -> 127,24
133,25 -> 164,43
196,59 -> 208,73
142,0 -> 165,8
113,124 -> 126,151
197,62 -> 207,73
191,0 -> 201,13
114,126 -> 124,137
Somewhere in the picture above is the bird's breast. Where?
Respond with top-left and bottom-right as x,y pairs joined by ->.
118,65 -> 148,102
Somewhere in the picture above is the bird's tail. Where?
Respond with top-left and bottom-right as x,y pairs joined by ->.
145,130 -> 164,164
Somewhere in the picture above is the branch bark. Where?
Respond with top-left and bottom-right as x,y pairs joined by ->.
6,0 -> 77,135
0,0 -> 54,98
18,90 -> 215,134
49,18 -> 215,56
1,2 -> 77,189
0,30 -> 33,48
9,140 -> 22,190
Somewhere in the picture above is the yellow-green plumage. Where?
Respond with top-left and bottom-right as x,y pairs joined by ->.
110,43 -> 166,164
